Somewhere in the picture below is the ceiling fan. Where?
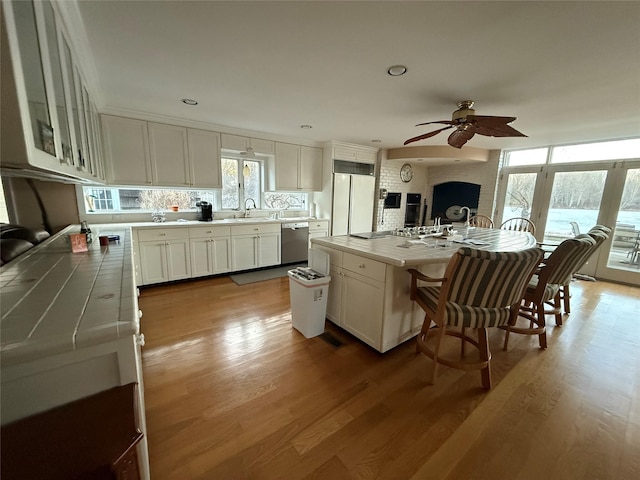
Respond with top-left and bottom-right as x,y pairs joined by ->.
404,100 -> 527,149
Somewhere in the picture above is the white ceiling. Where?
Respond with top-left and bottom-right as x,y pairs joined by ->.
75,0 -> 640,152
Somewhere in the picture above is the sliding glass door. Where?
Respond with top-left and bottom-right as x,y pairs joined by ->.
496,139 -> 640,286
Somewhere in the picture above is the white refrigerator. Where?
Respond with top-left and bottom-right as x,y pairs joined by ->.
332,173 -> 376,235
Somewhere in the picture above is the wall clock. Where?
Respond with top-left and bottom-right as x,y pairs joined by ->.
400,163 -> 413,183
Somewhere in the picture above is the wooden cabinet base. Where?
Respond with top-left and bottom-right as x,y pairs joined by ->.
1,383 -> 143,480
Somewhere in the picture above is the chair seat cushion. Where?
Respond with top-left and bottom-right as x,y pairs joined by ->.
417,286 -> 512,329
526,276 -> 560,302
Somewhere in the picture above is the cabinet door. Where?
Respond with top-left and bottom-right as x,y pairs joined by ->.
341,271 -> 384,349
103,115 -> 151,185
221,133 -> 248,151
258,233 -> 281,267
274,142 -> 300,190
231,235 -> 258,271
308,230 -> 328,249
190,238 -> 214,278
148,123 -> 189,186
211,237 -> 231,273
139,242 -> 168,285
250,138 -> 275,155
300,146 -> 322,191
166,239 -> 191,280
188,129 -> 221,188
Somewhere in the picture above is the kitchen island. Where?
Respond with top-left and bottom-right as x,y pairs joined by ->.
311,228 -> 536,352
0,224 -> 150,480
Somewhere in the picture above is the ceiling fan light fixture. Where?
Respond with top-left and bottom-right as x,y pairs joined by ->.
387,65 -> 407,76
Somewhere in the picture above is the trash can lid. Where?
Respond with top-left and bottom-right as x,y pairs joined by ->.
309,249 -> 329,276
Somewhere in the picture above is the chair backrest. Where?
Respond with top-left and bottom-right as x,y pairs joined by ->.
543,236 -> 596,286
441,247 -> 544,309
573,228 -> 610,270
500,217 -> 536,234
589,224 -> 612,236
570,221 -> 581,236
468,215 -> 494,228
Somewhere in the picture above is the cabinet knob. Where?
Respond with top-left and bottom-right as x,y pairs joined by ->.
359,264 -> 365,269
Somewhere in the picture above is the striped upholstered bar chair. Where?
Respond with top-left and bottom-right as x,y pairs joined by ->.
408,246 -> 543,389
501,236 -> 596,350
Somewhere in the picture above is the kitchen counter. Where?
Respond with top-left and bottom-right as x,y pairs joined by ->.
126,216 -> 325,228
0,223 -> 150,479
0,224 -> 138,365
310,227 -> 536,267
310,227 -> 537,353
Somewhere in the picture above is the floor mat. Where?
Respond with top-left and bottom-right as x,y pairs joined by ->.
229,263 -> 306,285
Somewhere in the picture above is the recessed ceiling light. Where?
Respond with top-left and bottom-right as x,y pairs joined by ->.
181,98 -> 198,106
387,65 -> 407,76
300,124 -> 313,129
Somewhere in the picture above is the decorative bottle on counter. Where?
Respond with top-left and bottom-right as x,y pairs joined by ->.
80,221 -> 92,244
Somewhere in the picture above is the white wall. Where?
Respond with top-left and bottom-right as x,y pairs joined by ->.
375,152 -> 429,231
425,150 -> 501,223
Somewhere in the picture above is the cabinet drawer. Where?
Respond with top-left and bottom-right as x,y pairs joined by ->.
309,220 -> 329,231
136,228 -> 190,242
343,253 -> 386,282
189,226 -> 231,237
231,223 -> 281,236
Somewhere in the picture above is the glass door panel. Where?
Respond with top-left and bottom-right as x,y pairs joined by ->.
606,168 -> 640,272
12,0 -> 52,155
543,170 -> 607,243
42,1 -> 72,164
500,172 -> 537,222
61,38 -> 83,169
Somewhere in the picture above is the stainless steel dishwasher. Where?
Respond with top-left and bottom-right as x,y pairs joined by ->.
281,222 -> 309,264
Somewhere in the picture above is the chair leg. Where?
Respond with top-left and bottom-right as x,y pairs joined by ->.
554,292 -> 563,326
428,324 -> 447,385
416,313 -> 430,353
535,302 -> 547,349
563,284 -> 571,314
478,328 -> 492,389
460,326 -> 467,357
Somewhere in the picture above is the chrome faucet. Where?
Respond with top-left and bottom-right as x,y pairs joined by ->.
244,198 -> 257,217
460,206 -> 471,226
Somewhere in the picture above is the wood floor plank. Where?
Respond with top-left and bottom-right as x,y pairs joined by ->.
138,275 -> 640,479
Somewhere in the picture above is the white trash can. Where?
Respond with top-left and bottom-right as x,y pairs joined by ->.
288,250 -> 331,338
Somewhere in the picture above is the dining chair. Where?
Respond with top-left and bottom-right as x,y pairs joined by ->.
501,236 -> 596,350
500,217 -> 536,234
408,246 -> 544,389
468,214 -> 494,228
556,226 -> 611,313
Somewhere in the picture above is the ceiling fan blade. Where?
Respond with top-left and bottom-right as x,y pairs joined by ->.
415,120 -> 456,127
467,115 -> 518,126
474,123 -> 527,138
404,126 -> 454,145
448,127 -> 476,148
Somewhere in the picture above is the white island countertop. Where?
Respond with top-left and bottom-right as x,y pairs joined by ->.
0,224 -> 138,366
311,227 -> 537,267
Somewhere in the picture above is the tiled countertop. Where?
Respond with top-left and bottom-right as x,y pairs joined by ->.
311,228 -> 537,267
0,224 -> 138,365
126,216 -> 326,228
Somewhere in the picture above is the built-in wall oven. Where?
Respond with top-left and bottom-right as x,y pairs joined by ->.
281,222 -> 309,264
404,193 -> 422,227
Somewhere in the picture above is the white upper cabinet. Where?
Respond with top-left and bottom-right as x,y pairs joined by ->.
273,142 -> 322,191
300,146 -> 322,190
148,122 -> 189,186
102,115 -> 152,185
332,142 -> 378,164
1,0 -> 104,183
221,133 -> 274,155
188,129 -> 221,188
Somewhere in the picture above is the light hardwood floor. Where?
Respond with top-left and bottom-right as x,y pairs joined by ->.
138,275 -> 640,479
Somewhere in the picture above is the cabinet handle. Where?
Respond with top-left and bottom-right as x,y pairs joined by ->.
206,231 -> 212,234
253,228 -> 259,231
138,309 -> 143,319
359,264 -> 365,269
136,333 -> 146,346
160,233 -> 167,236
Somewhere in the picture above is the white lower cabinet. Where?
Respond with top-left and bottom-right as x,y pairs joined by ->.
189,226 -> 231,277
308,220 -> 329,249
136,228 -> 191,285
231,224 -> 281,271
313,245 -> 416,352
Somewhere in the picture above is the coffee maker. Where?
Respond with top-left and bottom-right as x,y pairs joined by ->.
196,201 -> 213,221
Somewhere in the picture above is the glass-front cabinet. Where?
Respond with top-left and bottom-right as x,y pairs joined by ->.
1,0 -> 104,183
